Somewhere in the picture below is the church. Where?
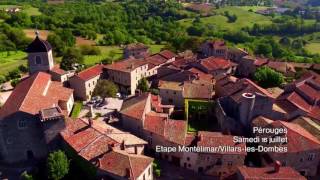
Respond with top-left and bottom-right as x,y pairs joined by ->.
0,32 -> 74,164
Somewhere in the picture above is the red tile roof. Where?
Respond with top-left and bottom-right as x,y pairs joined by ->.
98,150 -> 153,179
217,77 -> 273,101
199,57 -> 234,71
105,58 -> 147,73
182,82 -> 214,99
61,118 -> 147,161
276,71 -> 320,120
253,116 -> 320,152
238,166 -> 306,180
76,64 -> 104,81
197,131 -> 246,155
120,93 -> 149,120
144,112 -> 187,145
158,50 -> 176,60
0,72 -> 73,119
51,65 -> 66,75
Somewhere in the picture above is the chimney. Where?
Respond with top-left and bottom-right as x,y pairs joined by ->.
273,161 -> 281,173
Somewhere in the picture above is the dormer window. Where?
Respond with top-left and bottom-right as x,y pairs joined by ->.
35,56 -> 42,65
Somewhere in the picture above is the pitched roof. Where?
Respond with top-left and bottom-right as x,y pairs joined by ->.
276,71 -> 320,120
76,64 -> 104,81
144,112 -> 187,145
125,43 -> 149,51
51,65 -> 67,75
105,58 -> 147,73
196,131 -> 246,155
199,57 -> 234,71
0,72 -> 73,119
253,116 -> 320,152
182,82 -> 214,99
216,77 -> 273,101
158,50 -> 176,60
98,150 -> 153,179
238,166 -> 306,180
26,36 -> 52,53
120,93 -> 149,120
61,118 -> 147,161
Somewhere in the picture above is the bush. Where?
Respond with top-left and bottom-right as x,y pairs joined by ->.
79,45 -> 101,55
11,78 -> 20,88
6,69 -> 21,80
47,150 -> 70,180
137,77 -> 149,92
254,67 -> 285,88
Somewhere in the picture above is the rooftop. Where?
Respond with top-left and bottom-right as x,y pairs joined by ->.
198,57 -> 235,71
105,58 -> 147,73
26,36 -> 52,53
0,72 -> 73,119
76,64 -> 104,81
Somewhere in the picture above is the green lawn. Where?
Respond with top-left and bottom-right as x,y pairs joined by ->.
0,5 -> 41,16
305,43 -> 320,54
237,6 -> 270,12
179,6 -> 272,31
70,101 -> 83,118
0,51 -> 27,76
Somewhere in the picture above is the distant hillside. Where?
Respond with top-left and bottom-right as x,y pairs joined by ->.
275,0 -> 320,6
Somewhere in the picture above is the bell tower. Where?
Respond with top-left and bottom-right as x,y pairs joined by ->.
26,30 -> 54,74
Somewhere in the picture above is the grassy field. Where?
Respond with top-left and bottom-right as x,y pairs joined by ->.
179,6 -> 272,31
0,51 -> 27,76
83,44 -> 165,66
237,6 -> 270,12
0,5 -> 41,16
305,43 -> 320,54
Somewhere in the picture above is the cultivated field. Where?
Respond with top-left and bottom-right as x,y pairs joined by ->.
0,51 -> 27,76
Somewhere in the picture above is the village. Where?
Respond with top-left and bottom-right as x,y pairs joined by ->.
0,29 -> 318,180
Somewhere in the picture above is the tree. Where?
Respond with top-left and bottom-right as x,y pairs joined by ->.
47,150 -> 69,180
60,48 -> 84,71
254,67 -> 284,88
11,78 -> 20,88
21,171 -> 33,180
137,77 -> 149,92
93,79 -> 118,99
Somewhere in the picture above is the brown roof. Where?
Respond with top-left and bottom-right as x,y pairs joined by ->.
199,57 -> 234,71
51,65 -> 67,75
197,131 -> 246,155
253,116 -> 320,152
105,58 -> 147,73
125,43 -> 149,51
276,71 -> 320,120
158,50 -> 176,60
144,112 -> 187,145
267,61 -> 296,74
61,118 -> 147,161
120,93 -> 149,120
217,77 -> 273,101
238,166 -> 306,180
0,72 -> 73,119
182,82 -> 214,99
98,150 -> 153,179
76,64 -> 104,81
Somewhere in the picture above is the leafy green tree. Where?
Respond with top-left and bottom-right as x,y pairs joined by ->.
137,77 -> 149,92
11,78 -> 20,88
47,34 -> 65,56
279,37 -> 291,46
60,48 -> 84,71
93,79 -> 118,99
254,67 -> 284,88
47,150 -> 69,180
7,69 -> 21,80
255,43 -> 272,57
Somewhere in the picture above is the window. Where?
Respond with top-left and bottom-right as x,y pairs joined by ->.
148,167 -> 151,175
227,161 -> 233,166
18,119 -> 27,129
308,153 -> 316,161
187,157 -> 190,161
35,56 -> 42,65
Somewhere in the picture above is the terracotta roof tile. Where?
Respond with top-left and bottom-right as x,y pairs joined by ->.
238,166 -> 306,180
105,58 -> 147,73
158,50 -> 176,60
199,57 -> 234,71
120,93 -> 149,120
0,72 -> 73,118
76,64 -> 104,81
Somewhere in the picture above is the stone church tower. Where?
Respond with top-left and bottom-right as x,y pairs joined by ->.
26,31 -> 54,74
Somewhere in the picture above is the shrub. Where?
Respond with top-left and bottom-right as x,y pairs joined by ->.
47,150 -> 70,180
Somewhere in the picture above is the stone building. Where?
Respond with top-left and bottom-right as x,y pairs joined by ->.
123,43 -> 150,59
181,132 -> 246,178
61,118 -> 153,180
0,72 -> 74,164
191,56 -> 237,76
252,116 -> 320,177
26,33 -> 54,74
69,64 -> 105,100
